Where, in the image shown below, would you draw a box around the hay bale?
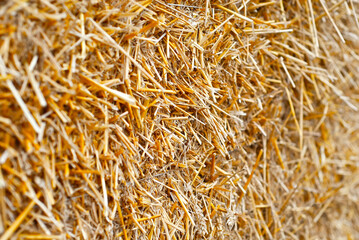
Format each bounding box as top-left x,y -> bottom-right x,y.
0,0 -> 358,239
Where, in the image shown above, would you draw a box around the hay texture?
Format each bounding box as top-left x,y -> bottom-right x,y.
1,0 -> 359,239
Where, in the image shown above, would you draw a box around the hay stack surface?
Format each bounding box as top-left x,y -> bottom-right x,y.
0,0 -> 359,239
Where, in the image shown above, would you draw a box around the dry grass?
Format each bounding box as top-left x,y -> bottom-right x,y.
0,0 -> 359,239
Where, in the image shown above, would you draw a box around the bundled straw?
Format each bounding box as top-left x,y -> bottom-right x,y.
0,0 -> 358,239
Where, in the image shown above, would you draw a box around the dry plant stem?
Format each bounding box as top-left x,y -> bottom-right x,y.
0,192 -> 42,240
238,149 -> 263,203
319,0 -> 346,43
0,0 -> 358,239
6,80 -> 41,133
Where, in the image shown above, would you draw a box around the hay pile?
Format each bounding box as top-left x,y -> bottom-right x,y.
1,0 -> 359,239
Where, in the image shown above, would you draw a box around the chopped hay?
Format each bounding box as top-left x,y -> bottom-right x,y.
0,0 -> 359,239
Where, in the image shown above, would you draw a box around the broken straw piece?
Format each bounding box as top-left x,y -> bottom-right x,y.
79,74 -> 137,105
7,80 -> 41,133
